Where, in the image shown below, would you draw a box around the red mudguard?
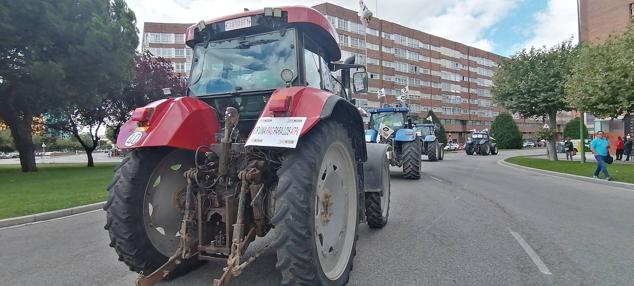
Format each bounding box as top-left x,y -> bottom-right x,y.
116,96 -> 220,150
259,86 -> 334,136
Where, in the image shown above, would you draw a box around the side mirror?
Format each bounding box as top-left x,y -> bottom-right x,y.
352,72 -> 368,94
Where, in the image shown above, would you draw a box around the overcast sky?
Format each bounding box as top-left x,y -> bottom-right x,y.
125,0 -> 578,56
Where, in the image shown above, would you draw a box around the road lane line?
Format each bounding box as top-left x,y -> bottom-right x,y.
509,230 -> 552,275
430,176 -> 443,182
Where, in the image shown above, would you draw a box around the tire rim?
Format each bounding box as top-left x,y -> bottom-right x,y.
314,142 -> 357,281
142,150 -> 192,257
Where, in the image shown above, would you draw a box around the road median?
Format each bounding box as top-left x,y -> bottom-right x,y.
501,156 -> 634,190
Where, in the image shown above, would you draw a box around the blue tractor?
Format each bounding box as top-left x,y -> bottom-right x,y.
415,123 -> 445,161
365,107 -> 422,179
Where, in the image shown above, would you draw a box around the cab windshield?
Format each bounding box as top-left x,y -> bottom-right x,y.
370,112 -> 405,131
472,133 -> 486,139
417,126 -> 433,136
188,29 -> 298,95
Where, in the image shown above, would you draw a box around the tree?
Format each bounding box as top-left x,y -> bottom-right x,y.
0,0 -> 138,170
491,112 -> 522,149
566,27 -> 634,117
563,117 -> 588,139
423,110 -> 447,143
107,51 -> 186,140
493,40 -> 578,160
45,0 -> 138,167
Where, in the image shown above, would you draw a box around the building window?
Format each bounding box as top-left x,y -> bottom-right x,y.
147,33 -> 161,43
630,3 -> 634,17
175,33 -> 185,44
174,48 -> 186,58
160,33 -> 174,43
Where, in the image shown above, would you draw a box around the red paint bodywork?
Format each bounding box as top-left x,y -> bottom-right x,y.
260,87 -> 333,136
185,6 -> 340,61
116,97 -> 220,150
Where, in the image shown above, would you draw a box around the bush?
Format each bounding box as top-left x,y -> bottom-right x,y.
563,117 -> 588,139
491,112 -> 523,149
423,110 -> 447,143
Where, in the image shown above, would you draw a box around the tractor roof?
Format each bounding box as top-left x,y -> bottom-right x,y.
367,107 -> 410,113
185,6 -> 341,61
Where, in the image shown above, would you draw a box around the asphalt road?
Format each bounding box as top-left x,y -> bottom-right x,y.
2,149 -> 634,286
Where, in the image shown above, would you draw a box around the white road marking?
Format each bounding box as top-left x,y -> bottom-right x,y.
0,209 -> 101,231
430,176 -> 443,182
509,229 -> 552,275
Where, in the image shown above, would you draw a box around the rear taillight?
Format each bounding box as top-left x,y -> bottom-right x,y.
131,107 -> 154,123
269,95 -> 291,112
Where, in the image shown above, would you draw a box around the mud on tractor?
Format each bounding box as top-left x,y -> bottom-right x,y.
465,130 -> 498,155
364,107 -> 422,179
105,7 -> 391,286
415,123 -> 444,161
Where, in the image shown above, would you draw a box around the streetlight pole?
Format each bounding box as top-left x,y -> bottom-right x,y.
576,0 -> 586,163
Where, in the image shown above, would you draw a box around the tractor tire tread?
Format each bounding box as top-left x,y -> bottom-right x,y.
401,141 -> 421,179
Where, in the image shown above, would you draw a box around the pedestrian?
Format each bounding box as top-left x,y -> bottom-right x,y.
616,136 -> 624,160
564,138 -> 575,160
625,135 -> 633,161
591,131 -> 612,181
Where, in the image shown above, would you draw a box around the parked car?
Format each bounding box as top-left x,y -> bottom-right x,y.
0,152 -> 9,159
523,141 -> 536,148
444,142 -> 459,151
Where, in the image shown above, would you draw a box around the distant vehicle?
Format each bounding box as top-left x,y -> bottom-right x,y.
444,142 -> 459,151
465,130 -> 498,155
7,152 -> 19,158
0,152 -> 8,159
415,123 -> 444,161
523,141 -> 536,148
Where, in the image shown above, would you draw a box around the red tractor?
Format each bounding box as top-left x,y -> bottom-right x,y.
105,6 -> 391,286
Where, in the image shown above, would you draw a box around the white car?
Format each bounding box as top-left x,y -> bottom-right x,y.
523,141 -> 536,148
444,143 -> 459,151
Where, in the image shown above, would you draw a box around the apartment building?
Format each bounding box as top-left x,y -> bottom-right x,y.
140,4 -> 548,142
142,22 -> 193,76
313,3 -> 544,142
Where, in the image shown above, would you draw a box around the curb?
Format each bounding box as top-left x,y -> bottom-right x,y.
0,201 -> 105,228
498,159 -> 634,190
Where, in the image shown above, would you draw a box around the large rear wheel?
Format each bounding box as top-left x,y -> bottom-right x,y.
427,140 -> 439,161
104,148 -> 199,275
273,120 -> 359,286
401,141 -> 421,179
365,152 -> 390,228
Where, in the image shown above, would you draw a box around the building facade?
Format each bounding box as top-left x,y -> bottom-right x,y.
579,0 -> 634,43
142,22 -> 194,77
140,4 -> 551,142
313,3 -> 544,142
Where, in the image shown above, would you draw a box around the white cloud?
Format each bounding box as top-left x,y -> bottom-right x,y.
520,0 -> 578,51
126,0 -> 519,52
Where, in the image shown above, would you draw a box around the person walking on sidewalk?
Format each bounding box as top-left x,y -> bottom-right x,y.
564,138 -> 575,160
616,136 -> 624,160
625,135 -> 633,161
591,131 -> 612,181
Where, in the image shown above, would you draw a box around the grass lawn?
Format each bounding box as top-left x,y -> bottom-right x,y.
0,163 -> 118,219
506,156 -> 634,184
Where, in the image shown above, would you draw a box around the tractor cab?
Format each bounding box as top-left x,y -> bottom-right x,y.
365,107 -> 413,143
185,7 -> 367,136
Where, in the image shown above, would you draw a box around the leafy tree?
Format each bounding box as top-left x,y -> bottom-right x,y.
423,110 -> 447,143
566,26 -> 634,117
491,112 -> 522,149
45,0 -> 138,167
493,40 -> 578,160
0,0 -> 138,170
563,117 -> 588,139
107,51 -> 186,140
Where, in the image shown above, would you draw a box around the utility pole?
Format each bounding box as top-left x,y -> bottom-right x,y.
577,0 -> 586,163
